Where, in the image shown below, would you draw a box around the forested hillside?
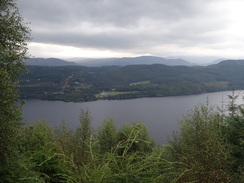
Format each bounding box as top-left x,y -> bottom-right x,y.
20,60 -> 244,102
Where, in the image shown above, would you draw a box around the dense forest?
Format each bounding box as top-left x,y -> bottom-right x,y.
20,59 -> 244,102
1,1 -> 243,182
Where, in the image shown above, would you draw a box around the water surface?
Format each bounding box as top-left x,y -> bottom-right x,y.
22,90 -> 244,144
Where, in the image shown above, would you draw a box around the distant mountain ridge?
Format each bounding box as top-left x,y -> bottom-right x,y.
24,56 -> 195,67
78,56 -> 194,66
24,58 -> 78,66
24,56 -> 244,67
217,59 -> 244,65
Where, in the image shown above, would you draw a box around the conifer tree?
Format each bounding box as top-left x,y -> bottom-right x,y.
98,119 -> 117,153
73,109 -> 93,165
168,105 -> 231,182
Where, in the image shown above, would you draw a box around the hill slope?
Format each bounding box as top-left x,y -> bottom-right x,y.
75,56 -> 194,66
19,60 -> 244,102
24,58 -> 78,66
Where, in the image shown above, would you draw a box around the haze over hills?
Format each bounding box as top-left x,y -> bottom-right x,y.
25,56 -> 195,67
217,59 -> 244,66
76,56 -> 195,66
24,58 -> 78,66
24,56 -> 244,67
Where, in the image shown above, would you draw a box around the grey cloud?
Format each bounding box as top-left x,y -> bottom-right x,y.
19,0 -> 204,26
33,31 -> 139,49
17,0 -> 239,57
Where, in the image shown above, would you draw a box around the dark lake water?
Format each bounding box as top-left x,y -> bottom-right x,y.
22,90 -> 244,144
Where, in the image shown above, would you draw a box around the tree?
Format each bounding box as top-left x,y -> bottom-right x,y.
222,93 -> 244,181
97,118 -> 117,154
72,109 -> 93,165
0,0 -> 30,159
168,105 -> 231,182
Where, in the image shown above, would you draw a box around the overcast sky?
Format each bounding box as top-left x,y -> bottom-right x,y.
17,0 -> 244,62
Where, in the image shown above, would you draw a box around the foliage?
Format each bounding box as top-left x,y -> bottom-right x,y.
76,120 -> 187,183
0,0 -> 30,182
221,92 -> 244,181
116,122 -> 154,156
168,105 -> 231,182
54,121 -> 74,158
73,109 -> 93,165
18,121 -> 75,183
97,118 -> 117,154
78,144 -> 187,183
55,109 -> 94,166
0,151 -> 41,183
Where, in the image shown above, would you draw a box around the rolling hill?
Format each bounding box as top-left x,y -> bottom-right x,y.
75,56 -> 194,66
19,59 -> 244,102
24,58 -> 78,66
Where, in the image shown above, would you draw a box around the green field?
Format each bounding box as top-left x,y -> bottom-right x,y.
95,91 -> 138,98
130,80 -> 150,86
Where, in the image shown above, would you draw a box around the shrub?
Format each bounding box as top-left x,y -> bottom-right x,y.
18,121 -> 75,183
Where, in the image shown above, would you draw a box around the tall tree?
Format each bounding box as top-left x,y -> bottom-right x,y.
0,0 -> 30,158
73,109 -> 93,165
223,93 -> 244,180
